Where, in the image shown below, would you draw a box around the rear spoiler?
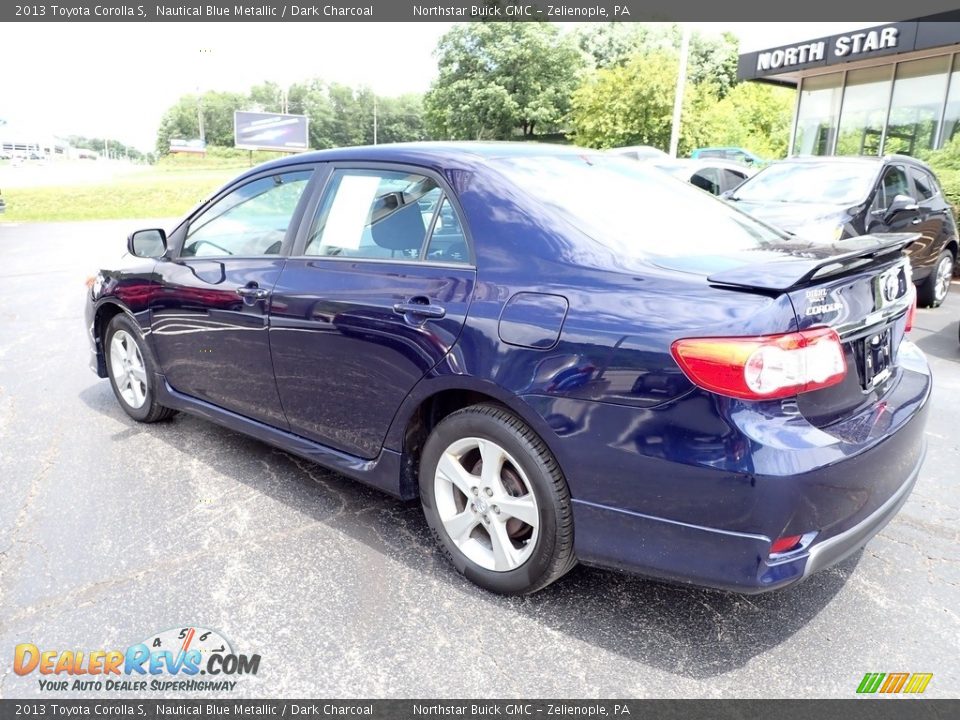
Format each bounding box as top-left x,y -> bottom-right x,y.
707,233 -> 920,292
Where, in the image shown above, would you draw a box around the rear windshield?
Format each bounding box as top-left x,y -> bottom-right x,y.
732,161 -> 879,205
490,154 -> 784,259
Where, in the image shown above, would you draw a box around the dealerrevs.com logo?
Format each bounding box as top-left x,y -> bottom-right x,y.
13,626 -> 260,692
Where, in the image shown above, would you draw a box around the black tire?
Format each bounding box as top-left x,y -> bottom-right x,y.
917,250 -> 955,308
419,403 -> 576,595
104,313 -> 175,423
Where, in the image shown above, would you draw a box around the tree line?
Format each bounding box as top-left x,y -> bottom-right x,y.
155,22 -> 793,158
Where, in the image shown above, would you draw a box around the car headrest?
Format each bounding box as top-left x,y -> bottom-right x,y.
370,201 -> 426,252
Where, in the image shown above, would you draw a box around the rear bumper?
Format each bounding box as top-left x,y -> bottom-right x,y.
802,448 -> 921,579
524,341 -> 932,593
569,436 -> 925,593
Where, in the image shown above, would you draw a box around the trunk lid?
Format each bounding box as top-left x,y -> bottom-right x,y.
658,234 -> 918,425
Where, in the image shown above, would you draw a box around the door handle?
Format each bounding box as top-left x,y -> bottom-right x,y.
911,217 -> 922,225
236,285 -> 271,300
393,297 -> 446,319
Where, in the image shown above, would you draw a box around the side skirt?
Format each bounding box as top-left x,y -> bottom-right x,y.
154,376 -> 406,499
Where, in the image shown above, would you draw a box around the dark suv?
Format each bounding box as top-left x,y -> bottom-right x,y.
726,155 -> 958,307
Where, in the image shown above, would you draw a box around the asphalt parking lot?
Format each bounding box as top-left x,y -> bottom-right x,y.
1,218 -> 958,699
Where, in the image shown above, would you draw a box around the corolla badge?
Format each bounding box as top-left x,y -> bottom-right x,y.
883,272 -> 901,302
804,288 -> 844,316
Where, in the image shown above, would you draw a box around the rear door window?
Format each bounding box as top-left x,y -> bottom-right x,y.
690,168 -> 722,195
909,168 -> 938,201
304,169 -> 468,263
305,169 -> 436,259
721,169 -> 749,193
425,197 -> 469,264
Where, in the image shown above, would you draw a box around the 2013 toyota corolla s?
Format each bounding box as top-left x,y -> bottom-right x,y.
84,143 -> 930,595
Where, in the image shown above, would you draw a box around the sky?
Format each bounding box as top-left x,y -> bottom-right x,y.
0,21 -> 876,152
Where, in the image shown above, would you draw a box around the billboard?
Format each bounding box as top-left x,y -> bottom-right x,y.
169,138 -> 206,154
234,111 -> 310,152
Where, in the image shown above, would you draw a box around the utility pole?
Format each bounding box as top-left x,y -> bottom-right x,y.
669,24 -> 691,158
197,94 -> 205,144
373,96 -> 378,145
104,136 -> 109,160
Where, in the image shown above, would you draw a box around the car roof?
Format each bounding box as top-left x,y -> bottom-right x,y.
243,141 -> 604,179
608,145 -> 668,154
780,154 -> 929,168
655,158 -> 754,173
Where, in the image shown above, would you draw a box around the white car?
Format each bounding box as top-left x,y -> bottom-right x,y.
651,158 -> 755,196
607,145 -> 669,161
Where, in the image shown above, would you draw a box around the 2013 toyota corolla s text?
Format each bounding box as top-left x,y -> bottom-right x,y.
84,143 -> 930,595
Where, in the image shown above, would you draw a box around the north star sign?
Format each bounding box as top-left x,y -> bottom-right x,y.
757,26 -> 900,72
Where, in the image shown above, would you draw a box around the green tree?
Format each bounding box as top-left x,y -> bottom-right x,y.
376,94 -> 428,144
568,51 -> 680,151
287,78 -> 336,149
574,23 -> 739,97
425,22 -> 586,140
328,83 -> 373,146
248,81 -> 284,112
155,90 -> 245,153
67,135 -> 145,162
698,82 -> 794,158
157,81 -> 427,154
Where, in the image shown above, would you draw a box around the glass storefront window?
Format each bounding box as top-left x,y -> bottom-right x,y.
941,55 -> 960,148
836,66 -> 894,156
883,56 -> 951,155
792,73 -> 843,156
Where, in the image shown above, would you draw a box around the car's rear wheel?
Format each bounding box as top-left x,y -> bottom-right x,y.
918,250 -> 955,308
105,314 -> 175,423
419,403 -> 575,595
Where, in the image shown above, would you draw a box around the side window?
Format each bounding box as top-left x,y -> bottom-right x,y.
305,169 -> 437,259
876,166 -> 911,210
721,169 -> 748,193
690,168 -> 721,195
425,198 -> 469,264
182,170 -> 311,258
909,168 -> 937,201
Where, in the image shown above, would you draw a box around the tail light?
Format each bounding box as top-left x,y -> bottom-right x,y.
671,327 -> 846,401
905,286 -> 917,332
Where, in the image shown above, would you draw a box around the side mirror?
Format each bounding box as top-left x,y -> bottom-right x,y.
884,194 -> 919,221
127,228 -> 166,258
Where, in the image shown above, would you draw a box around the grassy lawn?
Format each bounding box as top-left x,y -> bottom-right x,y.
0,167 -> 238,222
0,149 -> 290,222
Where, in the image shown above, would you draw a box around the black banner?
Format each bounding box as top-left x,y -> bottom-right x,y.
3,0 -> 960,23
0,700 -> 959,720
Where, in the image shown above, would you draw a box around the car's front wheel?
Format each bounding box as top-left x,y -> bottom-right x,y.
419,404 -> 576,595
918,250 -> 955,308
104,313 -> 175,423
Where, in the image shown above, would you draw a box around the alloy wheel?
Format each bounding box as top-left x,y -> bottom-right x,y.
935,255 -> 953,304
434,436 -> 540,572
109,329 -> 148,409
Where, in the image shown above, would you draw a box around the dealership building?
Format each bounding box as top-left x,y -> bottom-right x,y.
738,21 -> 960,157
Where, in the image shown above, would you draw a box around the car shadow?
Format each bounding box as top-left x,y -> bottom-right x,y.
912,319 -> 960,363
78,384 -> 855,680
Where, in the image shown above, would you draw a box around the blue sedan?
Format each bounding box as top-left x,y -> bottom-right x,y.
85,143 -> 930,595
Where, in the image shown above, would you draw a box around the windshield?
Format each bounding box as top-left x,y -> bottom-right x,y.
490,154 -> 785,260
732,162 -> 879,204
